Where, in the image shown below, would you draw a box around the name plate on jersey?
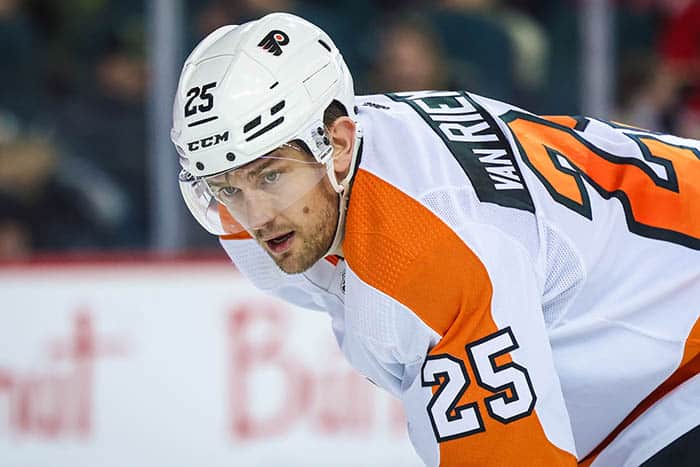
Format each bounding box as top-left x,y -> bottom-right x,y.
387,91 -> 535,213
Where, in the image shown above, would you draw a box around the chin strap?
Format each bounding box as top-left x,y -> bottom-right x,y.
323,122 -> 363,258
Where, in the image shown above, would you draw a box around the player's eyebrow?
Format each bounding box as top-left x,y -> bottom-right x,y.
207,158 -> 278,190
243,158 -> 277,180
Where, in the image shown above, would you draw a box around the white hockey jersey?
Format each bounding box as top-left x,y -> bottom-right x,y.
220,91 -> 700,466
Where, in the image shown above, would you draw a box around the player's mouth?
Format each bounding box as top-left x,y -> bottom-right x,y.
265,231 -> 296,254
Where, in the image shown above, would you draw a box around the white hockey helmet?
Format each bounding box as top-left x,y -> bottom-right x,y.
171,12 -> 358,235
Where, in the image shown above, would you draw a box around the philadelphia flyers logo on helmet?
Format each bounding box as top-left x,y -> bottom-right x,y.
258,30 -> 290,56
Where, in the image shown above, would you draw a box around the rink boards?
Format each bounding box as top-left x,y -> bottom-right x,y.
0,257 -> 422,467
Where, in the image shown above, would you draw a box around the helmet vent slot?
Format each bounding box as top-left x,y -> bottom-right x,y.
245,116 -> 284,142
269,81 -> 279,89
243,116 -> 261,133
271,100 -> 285,115
318,40 -> 331,52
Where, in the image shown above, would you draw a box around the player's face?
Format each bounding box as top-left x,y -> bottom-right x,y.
209,145 -> 339,274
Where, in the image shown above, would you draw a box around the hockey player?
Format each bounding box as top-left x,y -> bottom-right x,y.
171,13 -> 700,466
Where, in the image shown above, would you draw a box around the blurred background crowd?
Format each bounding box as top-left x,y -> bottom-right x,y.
1,0 -> 699,258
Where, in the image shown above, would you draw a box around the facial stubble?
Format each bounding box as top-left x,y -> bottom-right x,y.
270,182 -> 339,274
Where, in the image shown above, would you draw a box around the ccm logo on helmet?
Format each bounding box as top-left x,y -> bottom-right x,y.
187,131 -> 229,152
258,30 -> 289,56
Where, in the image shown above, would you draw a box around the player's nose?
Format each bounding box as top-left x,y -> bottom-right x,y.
244,196 -> 278,230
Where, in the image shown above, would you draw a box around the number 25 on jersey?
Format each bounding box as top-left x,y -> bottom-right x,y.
421,327 -> 536,441
504,112 -> 700,250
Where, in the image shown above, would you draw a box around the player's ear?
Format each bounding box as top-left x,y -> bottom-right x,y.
327,116 -> 356,180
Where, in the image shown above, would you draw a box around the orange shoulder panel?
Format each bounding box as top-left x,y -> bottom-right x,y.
344,169 -> 575,466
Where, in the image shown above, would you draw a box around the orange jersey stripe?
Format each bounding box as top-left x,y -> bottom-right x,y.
580,317 -> 700,466
543,116 -> 580,129
218,203 -> 252,239
344,169 -> 575,466
219,231 -> 253,240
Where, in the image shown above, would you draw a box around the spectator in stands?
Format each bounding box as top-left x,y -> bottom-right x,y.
51,18 -> 148,248
658,0 -> 700,138
427,0 -> 518,101
439,0 -> 548,105
189,0 -> 295,40
0,113 -> 129,254
614,0 -> 700,138
368,16 -> 449,92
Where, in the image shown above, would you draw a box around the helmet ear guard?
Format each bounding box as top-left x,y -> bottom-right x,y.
322,118 -> 362,257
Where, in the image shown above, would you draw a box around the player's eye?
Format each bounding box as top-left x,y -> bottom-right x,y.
261,170 -> 282,185
216,186 -> 241,201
